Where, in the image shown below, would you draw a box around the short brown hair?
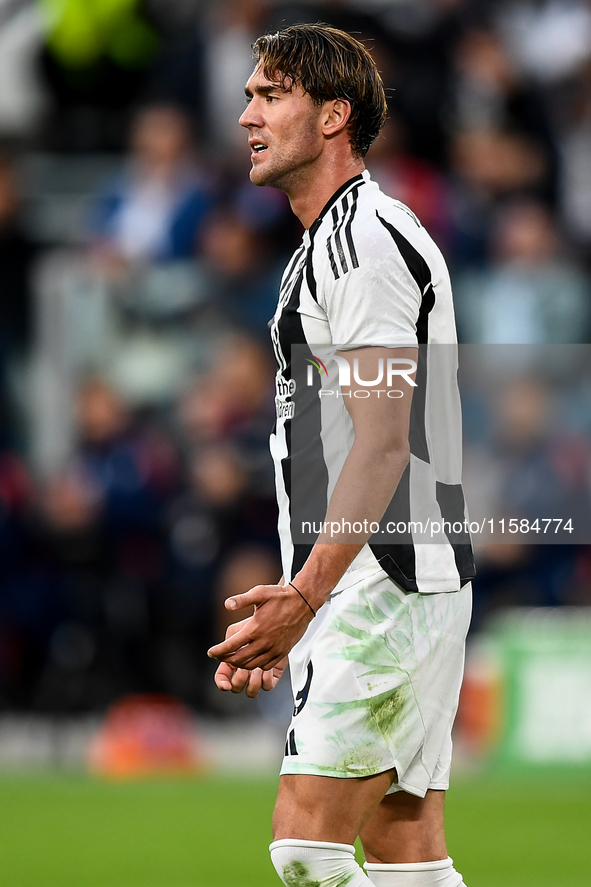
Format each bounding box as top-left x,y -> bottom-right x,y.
252,23 -> 387,157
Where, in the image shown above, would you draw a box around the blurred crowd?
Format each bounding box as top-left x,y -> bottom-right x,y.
1,0 -> 591,713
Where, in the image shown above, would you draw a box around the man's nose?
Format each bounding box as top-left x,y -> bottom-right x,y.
239,104 -> 262,129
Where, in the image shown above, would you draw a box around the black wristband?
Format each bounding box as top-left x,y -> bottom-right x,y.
288,581 -> 317,617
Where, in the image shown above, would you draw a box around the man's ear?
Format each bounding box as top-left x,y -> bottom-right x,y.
321,98 -> 352,137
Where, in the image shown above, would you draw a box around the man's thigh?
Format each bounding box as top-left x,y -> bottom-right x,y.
272,774 -> 448,864
272,771 -> 396,845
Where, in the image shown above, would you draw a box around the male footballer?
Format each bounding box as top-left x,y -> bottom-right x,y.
209,23 -> 474,887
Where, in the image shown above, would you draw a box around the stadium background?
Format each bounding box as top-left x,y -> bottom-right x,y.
0,1 -> 590,885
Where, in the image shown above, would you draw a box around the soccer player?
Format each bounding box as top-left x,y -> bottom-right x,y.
208,23 -> 474,887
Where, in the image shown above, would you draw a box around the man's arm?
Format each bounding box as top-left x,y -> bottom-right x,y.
294,345 -> 415,597
207,346 -> 415,673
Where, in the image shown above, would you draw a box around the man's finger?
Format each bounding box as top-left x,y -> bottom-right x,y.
218,638 -> 272,669
229,667 -> 252,694
214,662 -> 235,691
224,617 -> 251,638
224,585 -> 271,613
261,668 -> 279,691
207,625 -> 253,660
245,668 -> 264,698
232,648 -> 287,672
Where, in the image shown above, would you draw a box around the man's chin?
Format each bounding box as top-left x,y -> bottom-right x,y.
249,166 -> 264,186
249,161 -> 285,190
249,164 -> 271,187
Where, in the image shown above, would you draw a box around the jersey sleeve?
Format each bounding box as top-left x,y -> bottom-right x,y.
320,234 -> 421,350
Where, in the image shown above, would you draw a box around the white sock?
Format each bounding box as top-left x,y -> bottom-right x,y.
365,857 -> 465,886
270,838 -> 373,887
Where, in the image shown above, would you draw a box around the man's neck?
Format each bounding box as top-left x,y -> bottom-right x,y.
287,155 -> 365,229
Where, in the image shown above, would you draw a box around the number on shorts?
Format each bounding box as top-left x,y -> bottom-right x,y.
293,660 -> 313,716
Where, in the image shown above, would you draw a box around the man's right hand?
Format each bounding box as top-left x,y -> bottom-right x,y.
213,618 -> 288,697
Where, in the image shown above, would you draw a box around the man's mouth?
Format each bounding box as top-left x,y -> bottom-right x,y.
252,143 -> 268,154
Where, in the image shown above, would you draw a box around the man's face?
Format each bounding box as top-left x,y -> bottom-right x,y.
239,65 -> 325,190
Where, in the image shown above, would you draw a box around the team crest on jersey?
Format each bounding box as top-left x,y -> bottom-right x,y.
275,374 -> 296,419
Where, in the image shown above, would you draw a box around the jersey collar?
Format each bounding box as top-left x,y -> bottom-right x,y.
307,170 -> 369,241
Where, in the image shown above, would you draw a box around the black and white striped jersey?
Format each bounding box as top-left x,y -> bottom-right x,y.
269,170 -> 475,595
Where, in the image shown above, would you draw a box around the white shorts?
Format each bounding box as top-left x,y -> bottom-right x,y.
280,570 -> 472,798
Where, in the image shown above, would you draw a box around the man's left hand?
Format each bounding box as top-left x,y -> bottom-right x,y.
207,583 -> 314,670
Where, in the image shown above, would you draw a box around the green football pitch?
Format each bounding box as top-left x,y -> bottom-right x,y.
0,770 -> 589,887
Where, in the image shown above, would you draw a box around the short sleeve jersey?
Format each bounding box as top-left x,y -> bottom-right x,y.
269,171 -> 475,594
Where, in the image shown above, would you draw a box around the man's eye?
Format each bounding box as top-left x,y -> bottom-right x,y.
266,95 -> 278,103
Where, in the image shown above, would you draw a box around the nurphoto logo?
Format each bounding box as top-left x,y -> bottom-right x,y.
276,350 -> 419,420
306,353 -> 417,399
